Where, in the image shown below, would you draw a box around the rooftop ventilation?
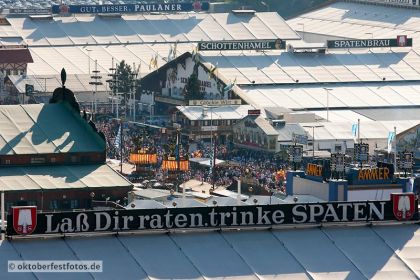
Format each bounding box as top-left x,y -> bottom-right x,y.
232,10 -> 256,15
98,14 -> 122,19
29,15 -> 53,20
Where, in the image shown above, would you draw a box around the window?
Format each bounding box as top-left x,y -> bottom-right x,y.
49,200 -> 59,210
6,202 -> 14,211
70,199 -> 79,209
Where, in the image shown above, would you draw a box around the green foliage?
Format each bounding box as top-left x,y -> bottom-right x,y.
116,60 -> 134,94
184,63 -> 204,101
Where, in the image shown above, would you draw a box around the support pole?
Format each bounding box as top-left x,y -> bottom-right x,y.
182,180 -> 185,208
120,120 -> 123,174
394,126 -> 397,174
1,191 -> 5,240
237,179 -> 241,205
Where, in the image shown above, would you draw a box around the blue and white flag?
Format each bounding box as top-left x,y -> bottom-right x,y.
387,131 -> 396,153
175,133 -> 180,161
114,125 -> 121,149
223,78 -> 236,93
167,44 -> 173,62
351,123 -> 358,139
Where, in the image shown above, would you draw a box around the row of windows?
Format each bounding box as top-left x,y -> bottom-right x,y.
3,199 -> 84,212
182,119 -> 238,127
49,199 -> 80,210
0,69 -> 26,76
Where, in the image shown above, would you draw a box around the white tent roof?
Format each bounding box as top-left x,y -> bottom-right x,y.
238,82 -> 420,110
5,12 -> 299,47
200,49 -> 420,85
177,105 -> 255,121
301,120 -> 420,141
288,1 -> 420,44
1,224 -> 418,279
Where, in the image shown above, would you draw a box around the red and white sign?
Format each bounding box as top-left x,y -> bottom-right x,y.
12,206 -> 37,235
391,193 -> 416,221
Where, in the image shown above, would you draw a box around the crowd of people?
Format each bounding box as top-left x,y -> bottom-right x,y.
95,118 -> 288,194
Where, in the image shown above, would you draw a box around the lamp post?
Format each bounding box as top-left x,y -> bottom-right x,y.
203,105 -> 219,190
303,125 -> 325,158
1,188 -> 4,240
86,49 -> 92,75
323,87 -> 333,122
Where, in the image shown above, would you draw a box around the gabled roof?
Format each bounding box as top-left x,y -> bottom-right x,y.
0,48 -> 33,63
287,1 -> 420,45
6,12 -> 300,46
177,105 -> 255,121
0,103 -> 105,155
0,163 -> 132,192
254,116 -> 278,136
1,224 -> 419,279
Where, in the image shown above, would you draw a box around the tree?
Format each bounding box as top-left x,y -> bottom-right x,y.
109,60 -> 136,117
115,60 -> 134,95
185,73 -> 203,101
184,63 -> 204,101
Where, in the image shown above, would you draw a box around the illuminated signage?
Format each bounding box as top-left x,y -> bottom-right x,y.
357,167 -> 390,181
52,2 -> 210,14
327,37 -> 412,49
198,39 -> 286,51
306,163 -> 323,177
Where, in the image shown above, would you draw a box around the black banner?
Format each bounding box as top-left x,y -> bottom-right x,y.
198,39 -> 286,51
327,37 -> 413,49
7,198 -> 418,236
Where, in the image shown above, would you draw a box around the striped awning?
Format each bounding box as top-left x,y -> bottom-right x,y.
162,160 -> 189,171
129,153 -> 158,165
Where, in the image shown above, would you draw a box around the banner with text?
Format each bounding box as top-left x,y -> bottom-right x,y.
198,39 -> 286,51
52,2 -> 210,14
7,196 -> 418,236
328,37 -> 413,49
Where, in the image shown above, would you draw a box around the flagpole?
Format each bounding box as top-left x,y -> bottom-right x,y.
1,190 -> 4,240
357,118 -> 360,144
176,128 -> 180,193
120,120 -> 123,174
394,126 -> 397,174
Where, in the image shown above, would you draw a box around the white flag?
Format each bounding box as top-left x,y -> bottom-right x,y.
387,131 -> 395,153
351,123 -> 358,139
114,125 -> 121,149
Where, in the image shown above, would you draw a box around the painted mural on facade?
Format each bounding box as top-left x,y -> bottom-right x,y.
397,125 -> 420,158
